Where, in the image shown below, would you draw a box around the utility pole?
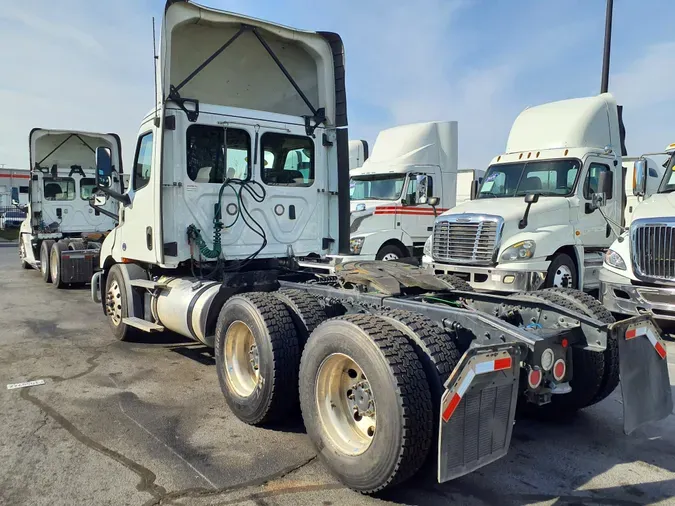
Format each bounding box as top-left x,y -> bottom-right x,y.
601,0 -> 613,93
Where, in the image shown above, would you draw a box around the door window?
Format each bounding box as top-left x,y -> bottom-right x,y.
80,178 -> 96,200
133,132 -> 154,191
261,133 -> 314,187
43,177 -> 75,201
584,163 -> 612,200
186,125 -> 251,183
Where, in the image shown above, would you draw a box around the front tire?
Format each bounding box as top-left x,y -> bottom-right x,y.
40,240 -> 54,282
50,242 -> 67,288
105,265 -> 138,341
215,292 -> 300,426
544,253 -> 577,289
376,244 -> 407,262
300,314 -> 433,493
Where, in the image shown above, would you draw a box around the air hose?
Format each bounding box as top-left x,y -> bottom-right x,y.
187,221 -> 222,259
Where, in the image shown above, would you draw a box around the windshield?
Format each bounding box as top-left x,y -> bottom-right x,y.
350,174 -> 406,200
478,159 -> 580,199
658,154 -> 675,193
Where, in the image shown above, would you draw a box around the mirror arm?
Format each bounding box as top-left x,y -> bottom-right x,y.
88,200 -> 119,220
97,186 -> 130,206
518,203 -> 534,229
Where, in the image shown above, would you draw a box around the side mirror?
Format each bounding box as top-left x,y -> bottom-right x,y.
96,146 -> 113,188
427,196 -> 440,207
11,199 -> 20,207
470,179 -> 480,200
524,193 -> 540,204
633,159 -> 647,197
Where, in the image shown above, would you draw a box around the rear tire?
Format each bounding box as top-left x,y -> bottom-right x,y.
40,240 -> 54,282
50,241 -> 67,288
215,292 -> 300,426
437,274 -> 474,292
540,287 -> 618,405
376,244 -> 407,262
273,289 -> 327,348
300,314 -> 433,493
511,290 -> 605,416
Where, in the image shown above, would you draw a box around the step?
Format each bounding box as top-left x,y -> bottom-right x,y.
122,317 -> 164,333
129,279 -> 167,290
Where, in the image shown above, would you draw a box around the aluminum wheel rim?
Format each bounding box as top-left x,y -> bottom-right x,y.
553,264 -> 574,288
106,280 -> 123,326
381,252 -> 399,261
50,249 -> 59,283
224,321 -> 260,398
315,353 -> 376,456
40,248 -> 48,275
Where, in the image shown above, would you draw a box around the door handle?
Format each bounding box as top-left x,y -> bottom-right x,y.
146,227 -> 153,251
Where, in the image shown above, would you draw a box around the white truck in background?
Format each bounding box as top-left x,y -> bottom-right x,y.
622,156 -> 664,226
349,139 -> 368,169
345,121 -> 483,261
18,129 -> 123,287
601,143 -> 675,328
423,93 -> 640,292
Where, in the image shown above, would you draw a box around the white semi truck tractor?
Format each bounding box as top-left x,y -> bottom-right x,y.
423,93 -> 642,293
600,143 -> 675,329
18,129 -> 123,287
346,121 -> 483,262
90,1 -> 671,493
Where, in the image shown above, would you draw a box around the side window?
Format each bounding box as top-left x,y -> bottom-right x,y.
43,177 -> 75,201
261,133 -> 314,187
133,132 -> 153,191
406,175 -> 433,205
584,163 -> 612,200
80,178 -> 96,200
186,125 -> 251,183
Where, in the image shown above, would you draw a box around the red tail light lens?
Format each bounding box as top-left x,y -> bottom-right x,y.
553,359 -> 566,381
527,368 -> 542,389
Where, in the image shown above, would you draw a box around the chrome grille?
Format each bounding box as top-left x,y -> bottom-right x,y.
631,219 -> 675,283
432,214 -> 503,265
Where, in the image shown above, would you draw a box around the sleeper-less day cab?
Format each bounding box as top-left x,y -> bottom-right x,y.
89,1 -> 671,493
424,93 -> 643,293
19,129 -> 123,287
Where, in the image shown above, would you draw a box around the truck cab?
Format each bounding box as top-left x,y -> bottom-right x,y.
345,121 -> 481,261
423,93 -> 627,292
19,129 -> 122,285
600,144 -> 675,328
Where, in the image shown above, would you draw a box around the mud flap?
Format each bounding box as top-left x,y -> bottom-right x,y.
614,315 -> 672,434
437,345 -> 522,483
60,249 -> 98,283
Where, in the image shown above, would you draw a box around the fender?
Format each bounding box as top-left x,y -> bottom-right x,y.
108,263 -> 147,319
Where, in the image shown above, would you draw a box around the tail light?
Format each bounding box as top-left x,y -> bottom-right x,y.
553,359 -> 566,381
527,368 -> 542,389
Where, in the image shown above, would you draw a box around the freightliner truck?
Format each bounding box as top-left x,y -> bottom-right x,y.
89,0 -> 672,493
18,129 -> 123,287
423,94 -> 657,293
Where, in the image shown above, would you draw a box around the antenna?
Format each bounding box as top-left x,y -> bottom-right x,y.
152,17 -> 160,127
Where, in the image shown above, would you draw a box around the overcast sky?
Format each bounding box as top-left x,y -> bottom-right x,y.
1,0 -> 673,171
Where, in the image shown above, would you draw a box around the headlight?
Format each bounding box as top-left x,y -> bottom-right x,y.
350,237 -> 365,255
604,249 -> 626,270
423,236 -> 433,257
500,240 -> 536,262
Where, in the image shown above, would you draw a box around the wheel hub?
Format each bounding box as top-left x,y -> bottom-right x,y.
316,354 -> 377,456
553,265 -> 573,288
106,280 -> 123,326
223,321 -> 260,398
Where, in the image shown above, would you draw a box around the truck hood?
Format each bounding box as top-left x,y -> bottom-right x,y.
349,199 -> 397,234
631,193 -> 675,220
440,197 -> 572,232
29,129 -> 122,173
162,1 -> 343,126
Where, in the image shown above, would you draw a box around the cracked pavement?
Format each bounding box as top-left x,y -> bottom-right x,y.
1,243 -> 675,506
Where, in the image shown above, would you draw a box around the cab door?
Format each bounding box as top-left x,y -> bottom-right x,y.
576,157 -> 617,248
398,172 -> 437,252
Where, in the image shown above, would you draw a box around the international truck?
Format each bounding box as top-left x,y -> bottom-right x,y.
423,93 -> 650,293
89,0 -> 671,494
600,143 -> 675,329
346,121 -> 484,262
18,128 -> 123,287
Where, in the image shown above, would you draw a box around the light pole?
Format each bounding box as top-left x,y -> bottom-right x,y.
601,0 -> 613,93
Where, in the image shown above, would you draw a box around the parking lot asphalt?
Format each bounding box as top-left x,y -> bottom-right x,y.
1,242 -> 674,506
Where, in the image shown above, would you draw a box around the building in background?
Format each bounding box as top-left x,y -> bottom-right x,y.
0,168 -> 30,207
